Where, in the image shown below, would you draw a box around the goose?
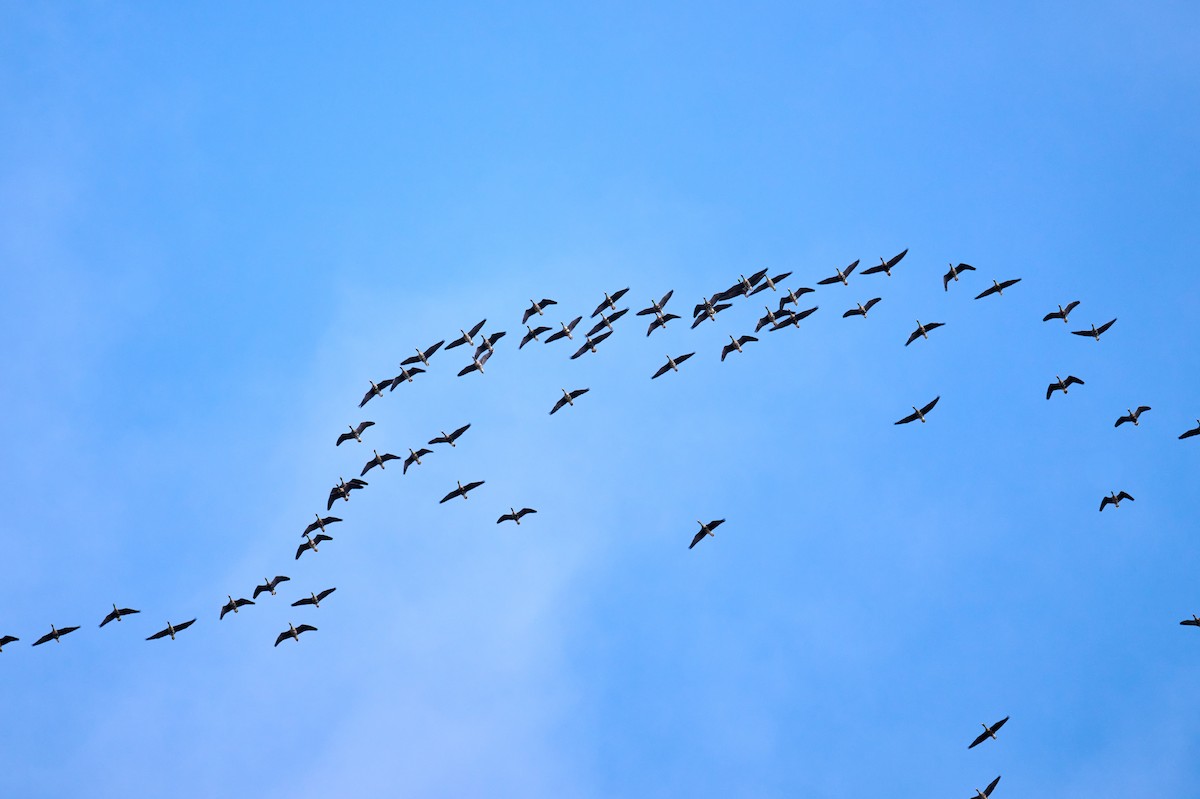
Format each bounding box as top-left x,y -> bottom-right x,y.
777,286 -> 814,309
327,477 -> 368,509
714,269 -> 768,301
1071,318 -> 1116,341
1046,375 -> 1084,400
817,259 -> 859,286
861,248 -> 908,277
646,313 -> 681,336
895,396 -> 940,425
336,421 -> 375,446
591,288 -> 629,317
401,340 -> 446,367
586,308 -> 628,338
720,335 -> 757,361
570,331 -> 612,360
303,515 -> 341,537
550,387 -> 589,415
974,278 -> 1021,300
545,316 -> 582,343
440,480 -> 485,503
359,378 -> 394,408
748,271 -> 793,296
968,716 -> 1009,749
220,595 -> 255,620
474,331 -> 506,358
770,305 -> 818,331
689,519 -> 725,549
497,507 -> 537,525
446,319 -> 487,350
942,262 -> 976,290
1042,300 -> 1080,323
296,533 -> 332,559
636,289 -> 675,318
1180,615 -> 1200,628
429,423 -> 471,448
456,348 -> 492,377
905,320 -> 945,345
842,297 -> 882,318
388,365 -> 425,390
253,576 -> 290,599
1115,406 -> 1151,427
1180,420 -> 1200,440
275,622 -> 317,647
32,624 -> 80,646
146,619 -> 196,641
361,449 -> 401,476
1099,491 -> 1134,511
99,604 -> 141,628
292,588 -> 337,608
652,352 -> 695,379
971,776 -> 1001,799
522,298 -> 558,324
404,448 -> 433,474
520,324 -> 552,349
0,635 -> 17,652
690,297 -> 732,328
756,306 -> 787,332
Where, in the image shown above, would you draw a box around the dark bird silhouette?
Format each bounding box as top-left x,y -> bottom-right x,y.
303,515 -> 341,537
0,635 -> 17,652
689,519 -> 725,549
388,365 -> 425,391
720,335 -> 757,361
497,507 -> 537,525
327,477 -> 368,510
475,331 -> 506,358
446,319 -> 487,351
1180,615 -> 1200,628
336,421 -> 375,446
296,533 -> 332,559
550,388 -> 589,415
861,248 -> 908,277
770,306 -> 818,331
714,270 -> 768,301
292,588 -> 337,608
970,776 -> 1001,799
817,259 -> 859,286
545,316 -> 582,344
361,449 -> 401,476
146,619 -> 195,641
440,480 -> 485,503
749,271 -> 793,296
359,379 -> 394,408
843,297 -> 882,318
1115,406 -> 1151,427
1099,491 -> 1134,511
401,340 -> 445,367
99,604 -> 140,628
1071,318 -> 1117,341
586,308 -> 628,338
456,348 -> 492,377
968,716 -> 1009,749
522,299 -> 557,324
429,424 -> 470,447
636,290 -> 674,318
942,262 -> 976,290
220,595 -> 254,620
520,324 -> 552,348
32,625 -> 79,646
275,622 -> 317,647
756,306 -> 788,332
1180,420 -> 1200,440
1046,375 -> 1084,400
570,331 -> 612,360
652,352 -> 695,379
403,447 -> 433,474
777,286 -> 814,309
895,396 -> 940,425
1042,300 -> 1080,323
592,288 -> 629,318
253,575 -> 290,599
691,298 -> 732,328
905,320 -> 945,345
974,278 -> 1021,300
646,312 -> 681,336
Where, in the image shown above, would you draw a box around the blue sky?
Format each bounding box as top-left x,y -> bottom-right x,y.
2,2 -> 1198,796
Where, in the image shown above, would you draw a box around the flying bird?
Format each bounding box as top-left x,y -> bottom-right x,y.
942,262 -> 976,290
336,421 -> 375,446
689,519 -> 725,549
253,575 -> 290,599
388,365 -> 425,390
550,387 -> 589,415
520,324 -> 552,348
327,477 -> 367,510
296,533 -> 332,559
895,396 -> 940,425
970,776 -> 1001,799
591,288 -> 629,317
1071,318 -> 1117,341
446,319 -> 487,350
440,480 -> 485,503
146,619 -> 196,641
652,352 -> 695,379
861,248 -> 908,276
220,596 -> 254,620
817,259 -> 859,286
756,306 -> 788,332
646,313 -> 681,336
1099,491 -> 1134,511
570,331 -> 612,360
691,297 -> 732,328
429,424 -> 471,447
777,286 -> 814,309
843,297 -> 882,318
1042,300 -> 1080,323
545,316 -> 583,344
474,331 -> 506,358
1114,406 -> 1151,427
0,635 -> 18,652
770,306 -> 818,331
1046,375 -> 1084,400
720,335 -> 758,361
497,507 -> 538,525
636,289 -> 674,318
303,515 -> 341,537
292,588 -> 337,608
456,348 -> 492,377
361,449 -> 401,476
905,320 -> 945,345
1180,420 -> 1200,440
522,299 -> 558,324
99,604 -> 140,628
403,447 -> 433,474
359,378 -> 394,408
32,624 -> 79,646
714,270 -> 768,301
968,716 -> 1009,749
275,622 -> 317,647
748,271 -> 793,296
974,278 -> 1021,300
586,308 -> 628,337
400,340 -> 446,367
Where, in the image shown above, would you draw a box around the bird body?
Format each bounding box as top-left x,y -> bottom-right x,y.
336,421 -> 375,446
972,776 -> 1001,799
520,324 -> 551,348
303,515 -> 341,537
99,604 -> 140,627
895,396 -> 940,425
689,519 -> 725,549
749,271 -> 792,296
778,286 -> 814,309
756,306 -> 785,331
690,298 -> 732,328
457,348 -> 492,376
646,313 -> 680,336
1099,491 -> 1134,511
586,308 -> 628,337
296,533 -> 332,559
327,477 -> 368,510
1115,406 -> 1151,427
388,366 -> 425,390
652,352 -> 695,379
636,290 -> 674,318
550,387 -> 589,415
497,507 -> 537,525
1046,375 -> 1084,400
146,618 -> 196,641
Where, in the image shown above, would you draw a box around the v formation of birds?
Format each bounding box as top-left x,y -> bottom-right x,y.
9,252 -> 1198,795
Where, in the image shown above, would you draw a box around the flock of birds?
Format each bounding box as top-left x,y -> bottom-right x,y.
9,250 -> 1198,796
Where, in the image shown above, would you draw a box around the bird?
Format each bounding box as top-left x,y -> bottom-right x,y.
861,248 -> 908,277
843,297 -> 882,318
756,306 -> 788,332
361,449 -> 401,476
446,319 -> 487,350
817,259 -> 859,286
520,324 -> 552,348
720,335 -> 758,361
770,306 -> 818,331
942,262 -> 976,290
146,619 -> 196,641
714,270 -> 768,301
570,331 -> 612,360
974,278 -> 1021,300
401,340 -> 446,367
303,515 -> 341,537
296,533 -> 332,559
99,604 -> 140,628
968,716 -> 1009,749
636,290 -> 674,318
388,365 -> 425,390
336,421 -> 375,446
1071,318 -> 1117,341
474,331 -> 506,358
905,320 -> 945,345
253,575 -> 290,599
522,299 -> 558,324
1179,615 -> 1200,628
646,313 -> 681,336
749,271 -> 793,296
1114,406 -> 1151,427
777,286 -> 814,309
403,447 -> 433,474
895,396 -> 940,425
652,352 -> 695,379
292,588 -> 337,608
545,316 -> 583,344
586,308 -> 628,338
429,424 -> 471,448
970,776 -> 1001,799
497,507 -> 537,525
1180,420 -> 1200,440
327,477 -> 368,510
1046,375 -> 1084,400
591,288 -> 629,318
440,480 -> 485,503
456,348 -> 492,376
275,622 -> 317,647
220,596 -> 254,620
1099,491 -> 1134,511
32,624 -> 80,646
550,388 -> 589,415
691,297 -> 732,328
689,519 -> 725,549
1042,300 -> 1080,323
0,635 -> 18,652
359,378 -> 394,408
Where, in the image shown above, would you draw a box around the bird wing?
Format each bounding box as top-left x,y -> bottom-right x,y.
842,308 -> 862,318
445,335 -> 467,350
756,314 -> 771,332
1181,619 -> 1200,627
32,632 -> 56,646
1097,318 -> 1116,335
274,631 -> 289,647
887,248 -> 908,268
905,329 -> 920,346
570,342 -> 589,360
146,628 -> 170,641
314,534 -> 333,544
400,353 -> 421,365
864,297 -> 881,311
220,602 -> 233,620
975,285 -> 998,299
381,453 -> 400,463
999,278 -> 1021,290
358,389 -> 376,408
921,396 -> 941,415
708,519 -> 726,530
1046,383 -> 1057,400
675,352 -> 695,365
690,314 -> 706,329
468,318 -> 487,337
652,363 -> 671,379
860,263 -> 886,275
991,716 -> 1009,733
983,776 -> 1000,796
926,322 -> 945,332
316,588 -> 337,601
585,320 -> 607,338
236,599 -> 254,608
713,303 -> 732,314
100,610 -> 118,627
659,289 -> 674,307
689,530 -> 706,549
519,330 -> 536,347
295,542 -> 310,559
968,731 -> 989,749
360,460 -> 377,476
545,328 -> 567,343
608,308 -> 628,324
570,388 -> 590,400
1099,496 -> 1113,511
957,263 -> 975,272
0,635 -> 17,646
440,487 -> 462,503
794,306 -> 818,321
1117,491 -> 1134,502
296,625 -> 317,634
463,481 -> 485,493
1065,376 -> 1084,387
274,576 -> 290,587
592,330 -> 612,346
844,260 -> 859,276
1181,426 -> 1200,440
944,271 -> 953,292
497,513 -> 515,523
1136,406 -> 1151,414
692,301 -> 706,318
1064,300 -> 1079,314
738,335 -> 758,346
720,343 -> 734,361
348,478 -> 368,488
457,362 -> 479,377
335,432 -> 353,446
253,585 -> 268,599
1114,415 -> 1130,427
1042,310 -> 1061,322
564,316 -> 581,333
550,397 -> 568,415
424,340 -> 445,358
517,508 -> 537,518
292,597 -> 314,607
770,313 -> 796,331
59,626 -> 79,636
1070,330 -> 1092,337
895,410 -> 920,425
175,619 -> 196,633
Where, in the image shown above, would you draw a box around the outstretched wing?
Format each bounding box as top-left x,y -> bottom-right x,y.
863,297 -> 881,312
652,362 -> 671,379
920,396 -> 941,415
1096,318 -> 1116,335
497,513 -> 515,524
720,343 -> 735,362
1180,426 -> 1200,440
550,396 -> 568,415
570,388 -> 590,400
274,631 -> 289,647
317,588 -> 337,601
1116,491 -> 1134,503
295,542 -> 310,559
886,248 -> 908,268
335,431 -> 353,446
146,628 -> 170,641
842,307 -> 862,318
674,352 -> 695,366
689,530 -> 706,549
895,410 -> 920,425
296,624 -> 318,634
1099,496 -> 1114,512
983,775 -> 1000,797
424,340 -> 445,359
1065,376 -> 1084,387
100,609 -> 118,628
291,597 -> 314,607
440,487 -> 462,503
975,285 -> 998,300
